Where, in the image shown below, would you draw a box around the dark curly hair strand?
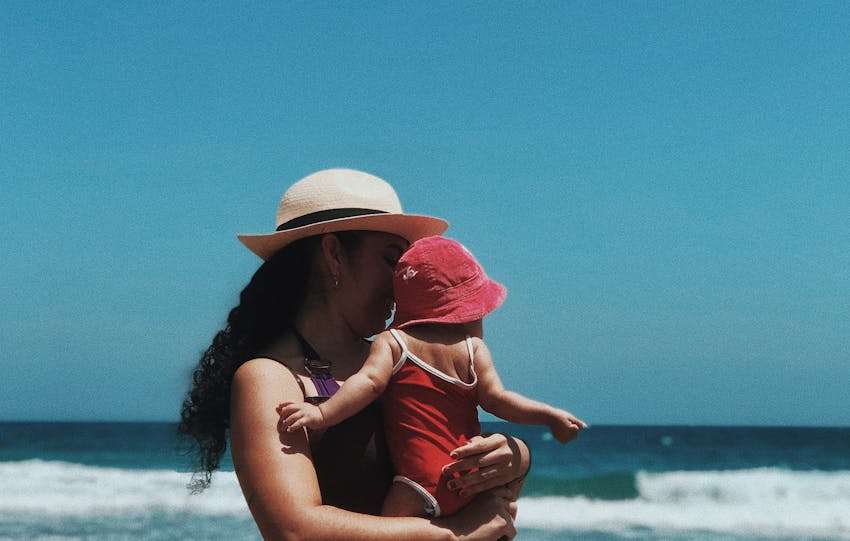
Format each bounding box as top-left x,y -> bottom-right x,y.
178,232 -> 361,492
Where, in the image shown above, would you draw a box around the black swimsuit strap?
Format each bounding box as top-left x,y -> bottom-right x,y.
291,328 -> 340,398
278,362 -> 327,405
281,364 -> 308,398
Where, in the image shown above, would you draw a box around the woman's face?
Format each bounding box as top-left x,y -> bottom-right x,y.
339,232 -> 408,337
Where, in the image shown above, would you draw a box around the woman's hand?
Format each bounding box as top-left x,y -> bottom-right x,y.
436,486 -> 517,541
441,434 -> 529,499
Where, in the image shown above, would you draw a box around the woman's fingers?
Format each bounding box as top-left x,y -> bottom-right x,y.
454,468 -> 513,497
500,505 -> 517,540
443,453 -> 513,493
450,433 -> 507,459
442,457 -> 479,476
493,494 -> 518,540
450,490 -> 516,541
444,436 -> 512,476
480,490 -> 516,539
442,447 -> 510,477
442,433 -> 527,498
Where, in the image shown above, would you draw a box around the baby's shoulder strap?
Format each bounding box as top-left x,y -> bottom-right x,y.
464,336 -> 475,364
388,329 -> 411,373
465,336 -> 478,383
388,328 -> 409,353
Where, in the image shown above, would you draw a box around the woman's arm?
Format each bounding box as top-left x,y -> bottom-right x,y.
230,358 -> 514,541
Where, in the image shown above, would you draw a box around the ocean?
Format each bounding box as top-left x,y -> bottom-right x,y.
0,422 -> 848,540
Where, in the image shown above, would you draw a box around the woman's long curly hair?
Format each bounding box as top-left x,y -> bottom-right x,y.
179,232 -> 361,492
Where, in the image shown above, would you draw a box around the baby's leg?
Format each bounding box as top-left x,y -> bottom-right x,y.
381,480 -> 434,517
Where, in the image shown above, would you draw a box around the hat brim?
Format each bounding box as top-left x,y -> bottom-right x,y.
394,279 -> 507,329
238,213 -> 449,260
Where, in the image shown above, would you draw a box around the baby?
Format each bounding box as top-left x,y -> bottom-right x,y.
279,235 -> 586,517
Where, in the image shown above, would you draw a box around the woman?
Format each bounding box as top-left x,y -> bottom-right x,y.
180,169 -> 530,540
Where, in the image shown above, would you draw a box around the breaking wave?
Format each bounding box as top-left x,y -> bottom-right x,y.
3,461 -> 850,538
518,468 -> 850,538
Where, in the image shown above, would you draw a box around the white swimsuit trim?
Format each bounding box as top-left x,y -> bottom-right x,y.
393,475 -> 442,517
387,328 -> 477,387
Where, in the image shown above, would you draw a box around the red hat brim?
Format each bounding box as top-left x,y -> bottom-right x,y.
393,277 -> 507,329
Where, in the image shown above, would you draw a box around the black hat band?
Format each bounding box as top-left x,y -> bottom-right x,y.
276,208 -> 389,231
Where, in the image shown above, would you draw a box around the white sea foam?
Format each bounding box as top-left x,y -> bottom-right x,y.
3,461 -> 850,538
517,468 -> 850,539
0,460 -> 248,517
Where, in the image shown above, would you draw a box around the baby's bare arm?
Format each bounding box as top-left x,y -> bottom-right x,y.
317,332 -> 395,426
474,340 -> 586,436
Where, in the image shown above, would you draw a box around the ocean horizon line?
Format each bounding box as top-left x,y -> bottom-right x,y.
2,420 -> 848,429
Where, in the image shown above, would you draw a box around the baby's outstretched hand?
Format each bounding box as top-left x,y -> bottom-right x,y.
277,401 -> 326,432
549,409 -> 587,443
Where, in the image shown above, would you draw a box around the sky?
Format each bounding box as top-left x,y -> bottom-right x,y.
2,2 -> 848,425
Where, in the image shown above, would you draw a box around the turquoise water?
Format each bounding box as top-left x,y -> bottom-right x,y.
1,422 -> 848,540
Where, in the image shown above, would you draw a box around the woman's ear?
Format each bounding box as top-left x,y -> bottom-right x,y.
320,234 -> 344,287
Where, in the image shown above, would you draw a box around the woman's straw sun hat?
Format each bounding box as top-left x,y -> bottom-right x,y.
238,169 -> 449,260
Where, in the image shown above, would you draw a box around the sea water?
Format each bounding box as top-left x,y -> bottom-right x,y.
1,422 -> 848,540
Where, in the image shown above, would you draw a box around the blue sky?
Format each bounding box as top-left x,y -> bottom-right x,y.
2,2 -> 848,425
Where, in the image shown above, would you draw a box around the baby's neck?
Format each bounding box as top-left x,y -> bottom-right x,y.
396,324 -> 478,385
401,323 -> 471,343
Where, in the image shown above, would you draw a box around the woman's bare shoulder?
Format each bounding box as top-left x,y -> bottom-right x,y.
229,358 -> 321,539
235,357 -> 295,379
232,358 -> 305,416
230,358 -> 311,479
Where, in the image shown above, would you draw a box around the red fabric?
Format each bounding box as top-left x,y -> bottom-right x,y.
393,236 -> 506,329
381,357 -> 481,516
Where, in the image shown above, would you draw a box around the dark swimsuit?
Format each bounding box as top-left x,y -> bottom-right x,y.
274,333 -> 393,515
